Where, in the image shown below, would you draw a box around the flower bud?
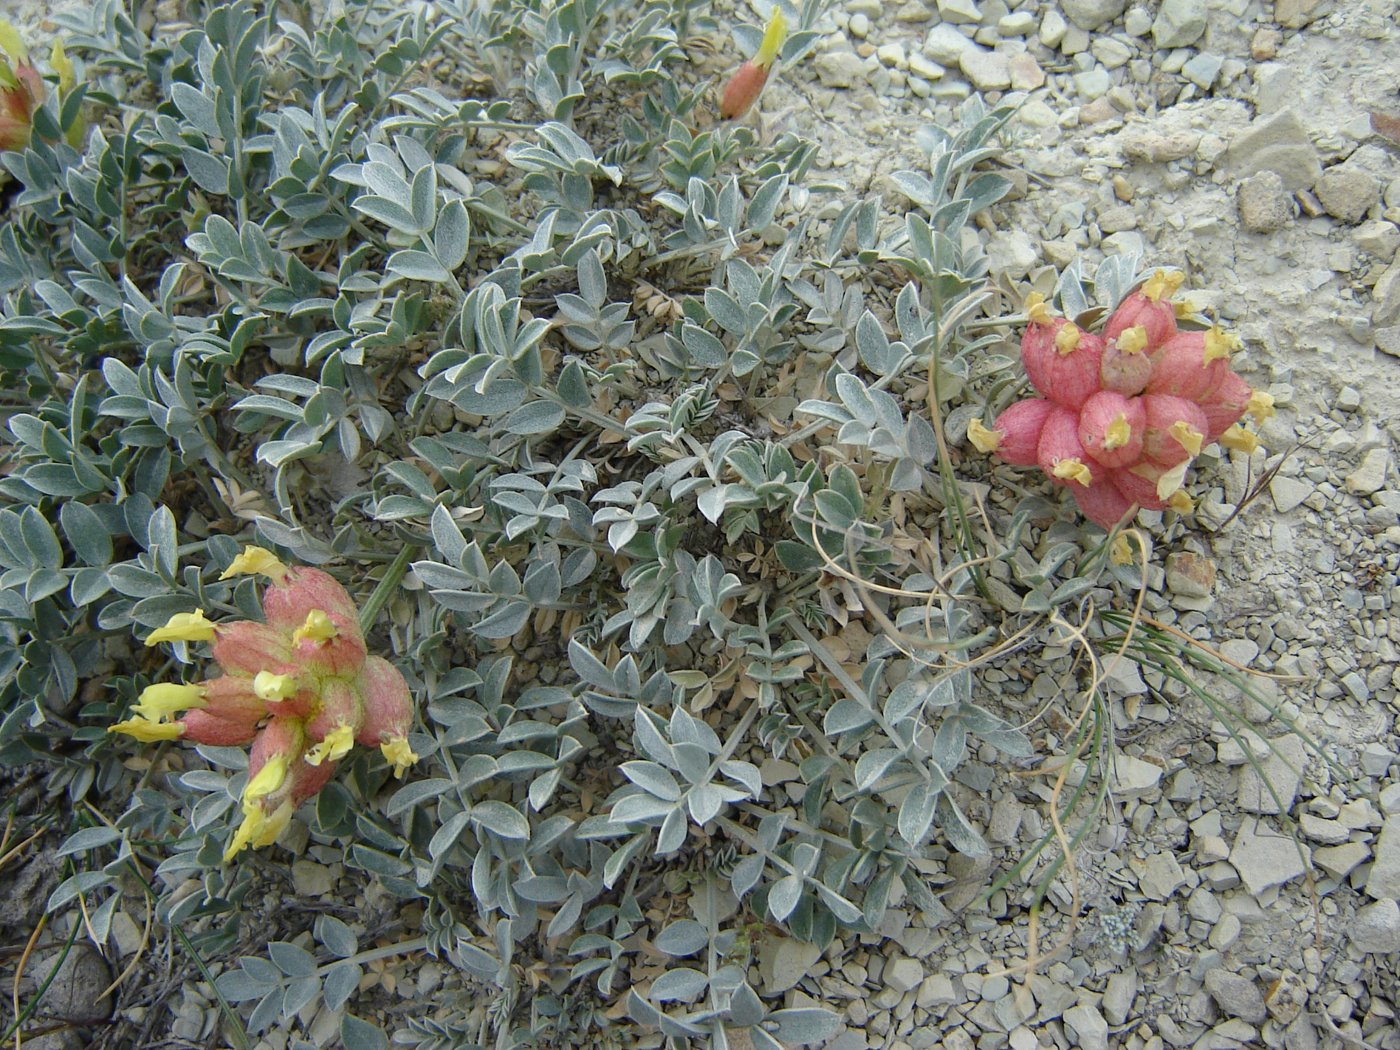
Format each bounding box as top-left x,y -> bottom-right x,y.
982,398 -> 1055,465
1099,326 -> 1153,396
1141,394 -> 1208,467
1037,406 -> 1095,488
1071,477 -> 1136,529
0,47 -> 42,152
1077,391 -> 1146,469
358,656 -> 418,778
720,7 -> 786,120
1104,270 -> 1182,350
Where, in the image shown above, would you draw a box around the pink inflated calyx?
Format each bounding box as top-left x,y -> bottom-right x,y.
1023,315 -> 1104,411
1078,390 -> 1146,469
1110,463 -> 1170,512
263,568 -> 365,644
1100,325 -> 1153,396
1140,394 -> 1208,467
980,398 -> 1056,466
211,620 -> 295,677
1145,328 -> 1234,401
1198,370 -> 1253,441
1071,478 -> 1136,529
1104,270 -> 1182,350
1037,406 -> 1095,488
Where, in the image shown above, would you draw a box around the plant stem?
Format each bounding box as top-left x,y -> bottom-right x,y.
358,543 -> 417,634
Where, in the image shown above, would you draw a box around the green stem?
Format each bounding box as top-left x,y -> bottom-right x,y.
358,544 -> 417,635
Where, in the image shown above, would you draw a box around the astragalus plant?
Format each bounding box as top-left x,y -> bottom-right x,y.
0,0 -> 1272,1047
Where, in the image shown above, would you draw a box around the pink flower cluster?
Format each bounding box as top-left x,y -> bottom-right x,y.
111,547 -> 417,861
969,272 -> 1274,528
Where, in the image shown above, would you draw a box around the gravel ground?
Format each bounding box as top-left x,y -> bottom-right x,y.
4,0 -> 1399,1048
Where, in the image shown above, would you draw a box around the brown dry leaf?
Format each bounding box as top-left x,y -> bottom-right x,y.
1371,111 -> 1400,145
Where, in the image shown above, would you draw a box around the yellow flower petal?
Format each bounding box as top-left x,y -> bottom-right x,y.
219,546 -> 288,583
109,717 -> 185,742
1109,534 -> 1135,566
145,610 -> 216,646
49,39 -> 74,95
381,736 -> 419,779
1116,325 -> 1148,355
0,21 -> 26,65
1155,460 -> 1191,501
1169,421 -> 1204,457
251,801 -> 294,849
253,671 -> 297,702
1203,327 -> 1240,364
1052,458 -> 1093,487
1025,292 -> 1054,325
292,609 -> 337,646
1142,270 -> 1183,302
966,417 -> 1002,453
245,754 -> 289,803
1219,424 -> 1261,454
133,682 -> 207,719
1103,414 -> 1132,451
1168,489 -> 1195,514
1245,390 -> 1275,425
224,805 -> 264,863
754,6 -> 787,68
305,724 -> 354,767
1054,323 -> 1082,355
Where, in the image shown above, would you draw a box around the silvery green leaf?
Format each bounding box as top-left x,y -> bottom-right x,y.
388,249 -> 451,284
340,1015 -> 388,1050
730,854 -> 764,897
621,761 -> 682,802
433,199 -> 470,271
853,748 -> 902,792
657,807 -> 687,853
385,777 -> 452,817
823,699 -> 874,736
322,961 -> 360,1012
315,915 -> 358,959
729,981 -> 765,1026
576,247 -> 606,309
768,874 -> 803,922
471,801 -> 530,840
768,1007 -> 842,1044
687,783 -> 725,825
654,920 -> 707,957
268,941 -> 316,978
937,793 -> 989,856
649,967 -> 708,1003
897,781 -> 939,846
502,399 -> 565,435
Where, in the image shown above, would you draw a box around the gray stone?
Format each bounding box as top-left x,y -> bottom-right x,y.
918,973 -> 957,1007
1064,1003 -> 1109,1050
1204,970 -> 1267,1024
1225,111 -> 1322,191
1356,220 -> 1400,262
960,48 -> 1011,91
1269,475 -> 1310,512
1313,842 -> 1370,881
1350,898 -> 1400,953
886,956 -> 924,994
822,1032 -> 868,1050
35,944 -> 113,1024
998,11 -> 1037,36
1073,68 -> 1113,99
1273,0 -> 1331,28
1139,851 -> 1185,900
1345,447 -> 1390,496
1181,52 -> 1223,90
1367,815 -> 1400,899
758,937 -> 821,994
924,23 -> 975,64
1103,972 -> 1137,1026
814,51 -> 867,88
937,0 -> 983,24
1316,167 -> 1380,225
1374,260 -> 1400,328
1266,971 -> 1307,1025
1151,0 -> 1207,48
1040,8 -> 1069,47
1231,818 -> 1309,895
1237,734 -> 1306,815
1112,754 -> 1163,797
1062,0 -> 1128,31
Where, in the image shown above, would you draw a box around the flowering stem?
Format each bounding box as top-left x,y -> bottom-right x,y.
358,544 -> 416,635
